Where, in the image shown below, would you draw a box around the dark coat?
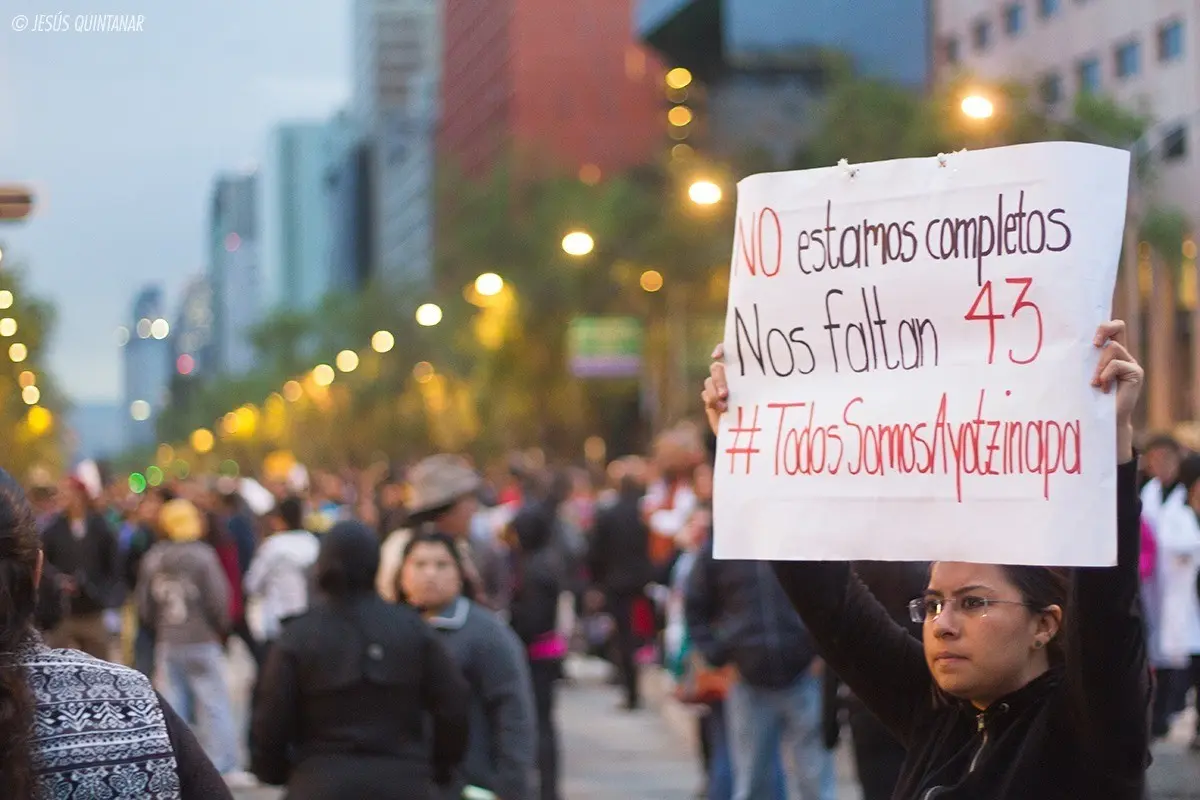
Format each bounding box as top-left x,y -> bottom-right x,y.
250,594 -> 470,799
773,461 -> 1150,800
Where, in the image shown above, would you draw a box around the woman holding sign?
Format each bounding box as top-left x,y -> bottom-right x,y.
701,320 -> 1149,800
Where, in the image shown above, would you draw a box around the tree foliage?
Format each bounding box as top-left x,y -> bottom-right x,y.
0,250 -> 67,478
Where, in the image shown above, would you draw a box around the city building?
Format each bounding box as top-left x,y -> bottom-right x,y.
326,117 -> 374,292
439,0 -> 666,179
933,0 -> 1197,222
259,121 -> 341,312
637,0 -> 931,165
352,0 -> 441,284
171,276 -> 213,378
120,286 -> 171,450
932,0 -> 1198,425
208,172 -> 261,377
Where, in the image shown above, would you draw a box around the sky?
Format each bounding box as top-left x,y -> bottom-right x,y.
0,0 -> 350,404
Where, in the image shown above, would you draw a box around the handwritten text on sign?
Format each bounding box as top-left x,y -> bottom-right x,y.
713,143 -> 1129,567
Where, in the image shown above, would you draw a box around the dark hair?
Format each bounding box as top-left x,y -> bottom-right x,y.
274,496 -> 304,531
1142,433 -> 1180,454
0,469 -> 42,797
998,565 -> 1071,666
1178,455 -> 1200,494
395,532 -> 476,604
148,486 -> 176,504
315,521 -> 380,597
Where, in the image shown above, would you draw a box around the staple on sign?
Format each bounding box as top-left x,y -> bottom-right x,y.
837,157 -> 858,179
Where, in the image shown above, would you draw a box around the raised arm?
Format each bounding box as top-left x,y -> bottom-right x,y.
771,560 -> 929,744
1070,323 -> 1150,786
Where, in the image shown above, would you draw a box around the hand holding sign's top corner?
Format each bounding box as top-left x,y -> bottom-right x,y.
1090,319 -> 1142,463
704,321 -> 1143,460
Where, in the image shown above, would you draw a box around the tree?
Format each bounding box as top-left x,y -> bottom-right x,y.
0,248 -> 66,479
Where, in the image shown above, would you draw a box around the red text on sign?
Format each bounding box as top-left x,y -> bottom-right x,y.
765,389 -> 1080,501
735,208 -> 782,278
964,277 -> 1044,365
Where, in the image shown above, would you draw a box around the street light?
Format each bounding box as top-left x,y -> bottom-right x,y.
0,318 -> 16,337
640,270 -> 664,292
130,400 -> 151,421
688,180 -> 722,206
282,380 -> 303,402
0,291 -> 12,310
190,428 -> 215,454
312,364 -> 335,386
475,272 -> 504,297
415,303 -> 443,326
562,231 -> 595,256
666,67 -> 692,90
961,94 -> 995,120
21,385 -> 39,405
151,318 -> 170,340
8,343 -> 26,363
371,330 -> 395,353
336,350 -> 359,372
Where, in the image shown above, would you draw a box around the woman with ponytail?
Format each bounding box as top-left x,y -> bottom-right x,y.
0,468 -> 233,799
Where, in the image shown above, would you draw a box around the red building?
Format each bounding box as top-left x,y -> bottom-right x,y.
439,0 -> 667,179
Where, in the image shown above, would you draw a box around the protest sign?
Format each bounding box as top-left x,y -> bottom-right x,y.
712,142 -> 1129,566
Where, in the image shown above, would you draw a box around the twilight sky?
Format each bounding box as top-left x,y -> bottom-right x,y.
0,0 -> 350,403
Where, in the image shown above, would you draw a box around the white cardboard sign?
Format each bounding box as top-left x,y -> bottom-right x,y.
713,143 -> 1129,566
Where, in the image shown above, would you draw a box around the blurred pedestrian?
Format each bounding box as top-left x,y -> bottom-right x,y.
398,531 -> 536,800
137,498 -> 254,787
251,521 -> 469,798
41,476 -> 118,658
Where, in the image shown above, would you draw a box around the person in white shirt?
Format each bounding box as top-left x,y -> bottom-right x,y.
244,497 -> 319,651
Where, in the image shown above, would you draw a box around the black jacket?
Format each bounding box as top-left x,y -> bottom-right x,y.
588,493 -> 654,596
251,594 -> 470,799
772,461 -> 1150,800
42,512 -> 118,615
686,540 -> 817,689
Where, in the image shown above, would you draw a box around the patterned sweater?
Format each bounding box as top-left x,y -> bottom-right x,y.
15,633 -> 225,799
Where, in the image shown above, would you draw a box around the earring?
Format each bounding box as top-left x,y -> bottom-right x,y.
1033,640 -> 1045,649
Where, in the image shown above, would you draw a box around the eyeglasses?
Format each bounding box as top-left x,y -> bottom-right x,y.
907,595 -> 1041,624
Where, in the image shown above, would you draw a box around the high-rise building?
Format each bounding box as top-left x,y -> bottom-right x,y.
208,172 -> 261,377
439,0 -> 666,179
260,121 -> 341,312
166,276 -> 213,429
121,286 -> 171,450
638,0 -> 931,166
933,0 -> 1197,222
353,0 -> 441,285
326,116 -> 374,293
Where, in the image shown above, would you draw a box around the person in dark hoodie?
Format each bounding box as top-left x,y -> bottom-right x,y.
509,504 -> 568,800
702,320 -> 1151,800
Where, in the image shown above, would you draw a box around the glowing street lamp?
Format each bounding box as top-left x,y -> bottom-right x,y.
666,67 -> 693,90
282,380 -> 303,401
336,349 -> 360,372
312,364 -> 335,386
0,318 -> 16,337
8,343 -> 27,363
688,180 -> 722,206
474,272 -> 504,297
415,303 -> 443,326
371,330 -> 395,353
961,94 -> 995,120
130,400 -> 151,421
562,231 -> 595,257
190,428 -> 215,454
0,291 -> 11,310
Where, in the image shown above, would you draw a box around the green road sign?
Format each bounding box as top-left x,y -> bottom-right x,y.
567,316 -> 643,378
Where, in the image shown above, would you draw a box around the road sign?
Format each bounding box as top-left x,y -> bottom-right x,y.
0,186 -> 34,222
567,316 -> 643,378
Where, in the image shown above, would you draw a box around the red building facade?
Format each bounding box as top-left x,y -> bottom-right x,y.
438,0 -> 666,179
